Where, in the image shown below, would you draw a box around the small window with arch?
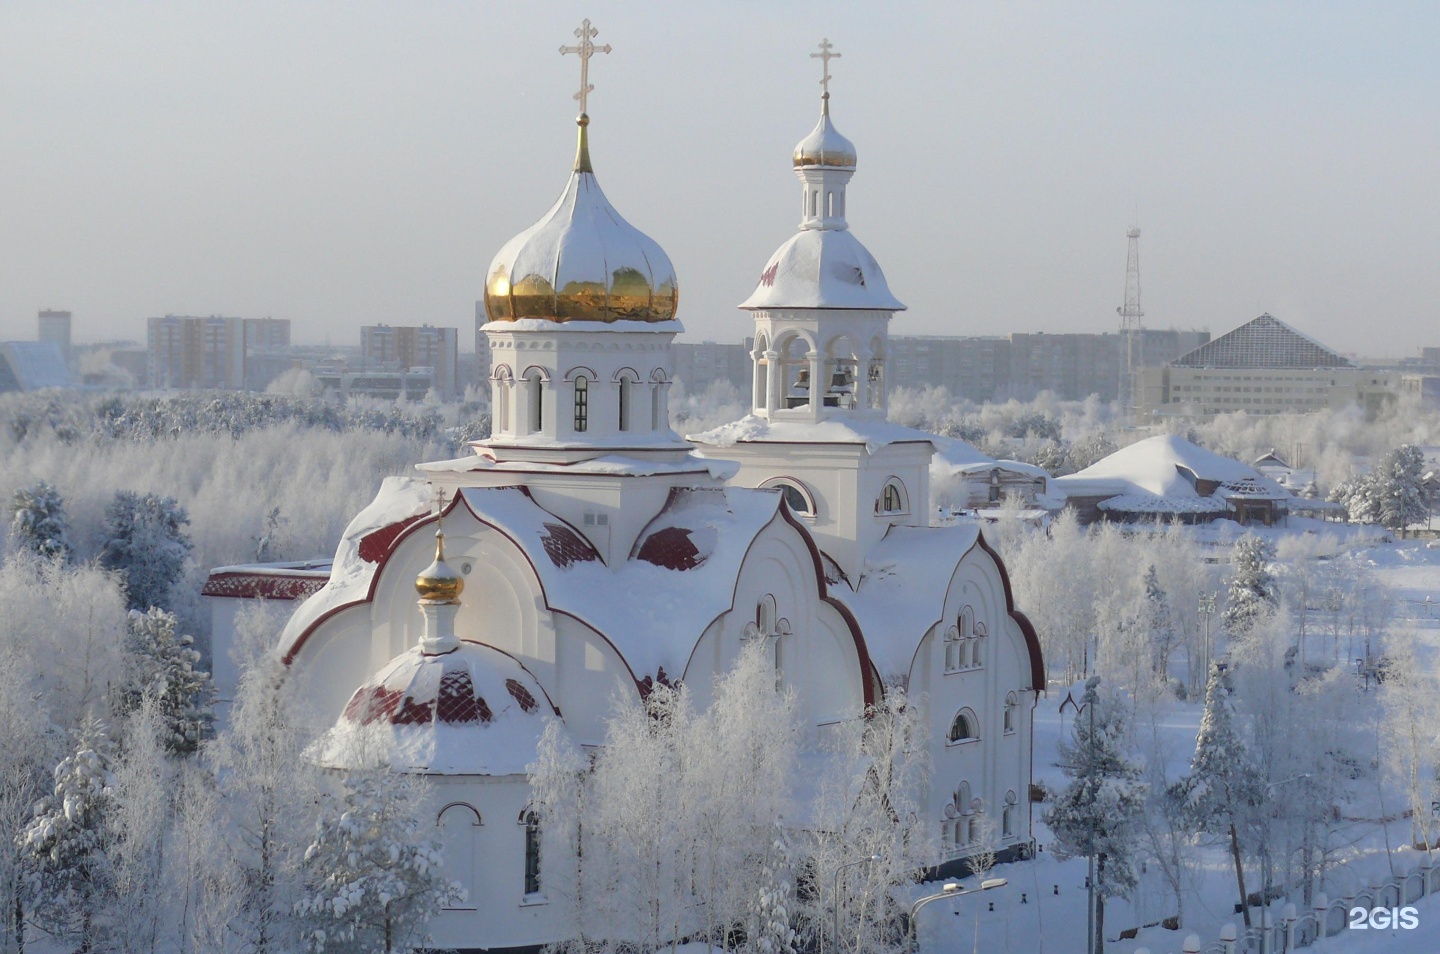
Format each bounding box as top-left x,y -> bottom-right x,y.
947,708 -> 979,744
1004,691 -> 1017,734
877,479 -> 907,515
521,808 -> 542,898
1002,790 -> 1018,839
572,376 -> 589,432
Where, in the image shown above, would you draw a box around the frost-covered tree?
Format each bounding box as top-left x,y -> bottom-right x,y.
529,641 -> 805,953
99,491 -> 193,611
107,697 -> 178,954
1370,444 -> 1429,537
205,606 -> 325,954
748,824 -> 797,954
1066,433 -> 1118,473
1222,534 -> 1277,638
1142,564 -> 1178,679
295,768 -> 460,953
8,480 -> 72,562
1175,663 -> 1263,927
806,688 -> 931,954
1044,677 -> 1147,954
117,607 -> 213,753
17,719 -> 117,952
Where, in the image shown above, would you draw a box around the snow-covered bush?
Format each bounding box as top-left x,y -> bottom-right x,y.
1044,677 -> 1147,954
118,607 -> 213,753
8,479 -> 72,562
1222,534 -> 1277,638
17,719 -> 118,951
99,490 -> 193,611
295,768 -> 460,953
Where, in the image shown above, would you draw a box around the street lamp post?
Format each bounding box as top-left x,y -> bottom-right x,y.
907,878 -> 1006,952
1198,591 -> 1217,687
832,854 -> 882,954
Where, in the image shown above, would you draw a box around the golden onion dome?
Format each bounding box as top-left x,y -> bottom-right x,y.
483,115 -> 679,324
792,95 -> 857,169
415,530 -> 464,603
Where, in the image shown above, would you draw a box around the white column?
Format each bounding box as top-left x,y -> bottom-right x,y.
764,350 -> 780,415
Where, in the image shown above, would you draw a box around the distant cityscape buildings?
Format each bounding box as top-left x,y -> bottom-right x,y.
1139,313 -> 1408,422
4,304 -> 1439,424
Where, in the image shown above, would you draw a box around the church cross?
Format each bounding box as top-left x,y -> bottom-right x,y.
811,37 -> 841,97
560,18 -> 612,116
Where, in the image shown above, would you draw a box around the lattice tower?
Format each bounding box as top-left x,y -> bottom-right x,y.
1117,227 -> 1145,426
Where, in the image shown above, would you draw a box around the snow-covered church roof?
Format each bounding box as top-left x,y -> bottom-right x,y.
313,639 -> 559,775
738,228 -> 904,311
689,414 -> 933,454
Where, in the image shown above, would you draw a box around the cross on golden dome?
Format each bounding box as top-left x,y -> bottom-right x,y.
811,37 -> 841,98
560,18 -> 612,117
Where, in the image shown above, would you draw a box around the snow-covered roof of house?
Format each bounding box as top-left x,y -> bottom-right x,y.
0,342 -> 70,391
203,560 -> 333,601
929,435 -> 1050,481
1054,435 -> 1290,506
738,228 -> 905,312
688,414 -> 934,455
312,639 -> 560,775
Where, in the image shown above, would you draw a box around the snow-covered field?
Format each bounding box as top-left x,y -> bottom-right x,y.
910,536 -> 1440,954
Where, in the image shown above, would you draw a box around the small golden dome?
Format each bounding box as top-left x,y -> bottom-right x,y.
792,95 -> 857,169
415,530 -> 464,603
483,115 -> 679,325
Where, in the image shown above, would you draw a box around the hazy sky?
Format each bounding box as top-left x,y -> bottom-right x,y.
1,2 -> 1436,357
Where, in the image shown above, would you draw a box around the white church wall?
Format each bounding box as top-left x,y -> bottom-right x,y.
913,547 -> 1036,859
552,612 -> 639,747
682,519 -> 865,729
427,774 -> 573,951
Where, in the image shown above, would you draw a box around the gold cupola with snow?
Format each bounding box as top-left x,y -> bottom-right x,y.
740,38 -> 904,426
478,20 -> 688,460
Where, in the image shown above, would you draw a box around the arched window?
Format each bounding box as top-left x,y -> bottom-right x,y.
1003,790 -> 1018,838
1004,692 -> 1017,734
651,384 -> 663,430
618,376 -> 632,431
943,625 -> 961,672
522,809 -> 541,897
878,479 -> 907,515
572,376 -> 589,432
948,708 -> 979,744
756,594 -> 776,634
526,371 -> 544,434
495,368 -> 512,433
762,478 -> 813,516
968,816 -> 980,845
437,803 -> 481,910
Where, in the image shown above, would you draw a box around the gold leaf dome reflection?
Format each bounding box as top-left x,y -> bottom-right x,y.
415,530 -> 464,603
484,117 -> 679,324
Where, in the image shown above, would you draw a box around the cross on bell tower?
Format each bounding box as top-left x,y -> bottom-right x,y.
560,18 -> 612,117
811,37 -> 841,100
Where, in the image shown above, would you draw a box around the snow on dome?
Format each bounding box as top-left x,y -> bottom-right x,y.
792,102 -> 857,169
483,117 -> 679,325
315,640 -> 559,776
738,229 -> 905,311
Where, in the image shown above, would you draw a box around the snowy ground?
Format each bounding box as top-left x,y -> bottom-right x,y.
915,536 -> 1440,954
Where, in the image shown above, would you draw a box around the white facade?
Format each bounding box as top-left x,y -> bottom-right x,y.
207,61 -> 1044,954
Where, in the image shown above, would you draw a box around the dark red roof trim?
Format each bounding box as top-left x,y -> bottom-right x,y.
540,522 -> 599,568
201,572 -> 328,601
358,515 -> 425,564
505,678 -> 538,713
636,526 -> 704,570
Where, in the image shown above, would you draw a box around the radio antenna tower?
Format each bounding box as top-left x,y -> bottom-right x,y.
1117,226 -> 1145,427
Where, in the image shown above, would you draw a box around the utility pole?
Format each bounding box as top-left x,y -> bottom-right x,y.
1117,227 -> 1145,428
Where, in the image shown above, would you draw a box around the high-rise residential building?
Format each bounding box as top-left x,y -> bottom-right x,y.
243,317 -> 291,352
1140,313 -> 1400,421
37,309 -> 72,360
147,315 -> 246,389
360,324 -> 459,398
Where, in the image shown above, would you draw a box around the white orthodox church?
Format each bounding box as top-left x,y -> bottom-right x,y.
205,31 -> 1043,954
